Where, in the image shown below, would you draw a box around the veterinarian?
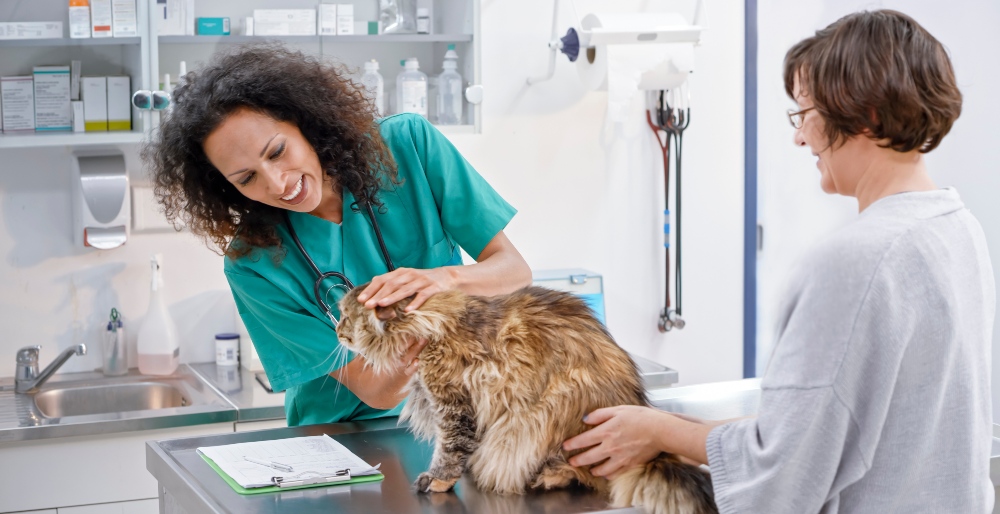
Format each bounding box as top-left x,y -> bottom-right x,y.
144,45 -> 531,427
564,10 -> 995,513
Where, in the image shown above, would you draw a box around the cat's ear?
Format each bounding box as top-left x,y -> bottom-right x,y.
375,305 -> 397,321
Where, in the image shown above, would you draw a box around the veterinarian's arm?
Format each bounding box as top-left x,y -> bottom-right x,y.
358,230 -> 531,311
562,406 -> 714,477
329,339 -> 427,410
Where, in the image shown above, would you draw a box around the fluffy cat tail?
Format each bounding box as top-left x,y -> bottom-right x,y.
608,454 -> 718,514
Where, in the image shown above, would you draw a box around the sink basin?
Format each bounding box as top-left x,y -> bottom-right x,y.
33,382 -> 190,418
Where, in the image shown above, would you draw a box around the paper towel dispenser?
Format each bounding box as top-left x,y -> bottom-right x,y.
72,152 -> 130,250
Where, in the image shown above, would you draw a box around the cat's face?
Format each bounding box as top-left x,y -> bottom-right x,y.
336,284 -> 444,375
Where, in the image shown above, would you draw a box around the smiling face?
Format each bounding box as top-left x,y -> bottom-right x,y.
203,108 -> 328,214
792,76 -> 873,197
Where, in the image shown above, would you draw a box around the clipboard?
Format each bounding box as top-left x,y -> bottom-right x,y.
199,453 -> 384,495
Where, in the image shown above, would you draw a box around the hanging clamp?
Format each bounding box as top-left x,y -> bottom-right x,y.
658,308 -> 686,332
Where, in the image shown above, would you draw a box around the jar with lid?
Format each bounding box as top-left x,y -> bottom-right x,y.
215,333 -> 240,366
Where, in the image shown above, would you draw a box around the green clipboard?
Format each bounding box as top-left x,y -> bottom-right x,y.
199,453 -> 385,495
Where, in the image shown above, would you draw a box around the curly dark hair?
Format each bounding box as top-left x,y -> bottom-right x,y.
142,44 -> 398,259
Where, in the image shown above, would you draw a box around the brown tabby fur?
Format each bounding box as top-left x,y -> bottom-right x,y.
336,285 -> 717,514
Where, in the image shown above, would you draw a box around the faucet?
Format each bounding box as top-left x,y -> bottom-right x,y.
15,344 -> 87,394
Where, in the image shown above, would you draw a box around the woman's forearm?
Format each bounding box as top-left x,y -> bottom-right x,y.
657,414 -> 715,465
329,356 -> 409,410
449,230 -> 531,296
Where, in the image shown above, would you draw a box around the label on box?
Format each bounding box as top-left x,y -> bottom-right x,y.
319,5 -> 337,35
112,0 -> 138,37
33,66 -> 71,131
0,22 -> 64,40
82,77 -> 108,131
106,76 -> 131,131
253,9 -> 317,36
1,76 -> 35,132
91,0 -> 113,38
336,4 -> 354,35
197,17 -> 231,36
69,5 -> 91,39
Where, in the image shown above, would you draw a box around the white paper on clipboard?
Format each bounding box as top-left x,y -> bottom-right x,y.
197,434 -> 381,489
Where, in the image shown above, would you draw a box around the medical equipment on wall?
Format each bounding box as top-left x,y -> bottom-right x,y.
647,86 -> 689,332
72,151 -> 130,249
526,0 -> 704,332
284,204 -> 396,328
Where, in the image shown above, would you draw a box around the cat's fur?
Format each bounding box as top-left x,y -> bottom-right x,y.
336,285 -> 717,514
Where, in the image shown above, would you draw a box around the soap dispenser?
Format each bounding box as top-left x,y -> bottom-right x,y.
137,254 -> 179,375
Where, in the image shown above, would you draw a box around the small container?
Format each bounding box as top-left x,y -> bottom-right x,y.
416,8 -> 430,34
102,308 -> 128,376
215,333 -> 240,366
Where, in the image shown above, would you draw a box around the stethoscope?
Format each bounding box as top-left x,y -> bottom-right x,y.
283,203 -> 395,327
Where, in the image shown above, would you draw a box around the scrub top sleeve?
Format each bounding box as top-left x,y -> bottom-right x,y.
225,269 -> 353,393
410,116 -> 516,260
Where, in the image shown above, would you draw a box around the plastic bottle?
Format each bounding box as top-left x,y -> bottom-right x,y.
137,254 -> 180,375
436,45 -> 463,125
396,58 -> 428,117
361,60 -> 385,117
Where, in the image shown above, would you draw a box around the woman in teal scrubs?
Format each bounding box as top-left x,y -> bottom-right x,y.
144,46 -> 532,426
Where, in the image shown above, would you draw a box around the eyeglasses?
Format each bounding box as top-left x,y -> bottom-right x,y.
787,107 -> 816,129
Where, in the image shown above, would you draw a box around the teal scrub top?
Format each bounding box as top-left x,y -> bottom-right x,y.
223,114 -> 517,427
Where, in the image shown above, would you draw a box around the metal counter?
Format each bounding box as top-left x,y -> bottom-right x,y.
147,418 -> 642,514
187,363 -> 286,422
0,365 -> 236,443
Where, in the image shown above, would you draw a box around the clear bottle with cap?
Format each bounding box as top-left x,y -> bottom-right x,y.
361,60 -> 385,117
435,45 -> 463,125
137,254 -> 180,375
396,57 -> 428,117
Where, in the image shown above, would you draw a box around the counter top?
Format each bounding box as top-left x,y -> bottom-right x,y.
147,418 -> 643,514
0,365 -> 236,443
187,363 -> 286,422
146,378 -> 1000,514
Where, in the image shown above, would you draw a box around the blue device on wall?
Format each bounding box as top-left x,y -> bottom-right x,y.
531,269 -> 606,325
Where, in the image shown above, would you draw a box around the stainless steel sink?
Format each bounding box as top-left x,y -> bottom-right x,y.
33,381 -> 190,418
0,365 -> 239,442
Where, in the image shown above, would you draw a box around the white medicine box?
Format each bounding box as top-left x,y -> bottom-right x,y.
33,66 -> 72,131
106,76 -> 131,131
81,76 -> 108,131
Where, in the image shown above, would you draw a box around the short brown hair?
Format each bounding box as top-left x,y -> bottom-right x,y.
784,10 -> 962,153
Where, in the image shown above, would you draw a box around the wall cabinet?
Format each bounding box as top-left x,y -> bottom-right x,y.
0,0 -> 480,151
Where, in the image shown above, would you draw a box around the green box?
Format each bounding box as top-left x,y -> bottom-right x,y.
197,17 -> 231,36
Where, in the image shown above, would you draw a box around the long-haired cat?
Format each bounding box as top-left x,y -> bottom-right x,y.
336,285 -> 717,514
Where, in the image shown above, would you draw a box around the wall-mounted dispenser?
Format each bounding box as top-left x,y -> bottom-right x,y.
72,152 -> 130,249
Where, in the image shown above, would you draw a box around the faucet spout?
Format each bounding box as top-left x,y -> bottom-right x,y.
15,344 -> 87,394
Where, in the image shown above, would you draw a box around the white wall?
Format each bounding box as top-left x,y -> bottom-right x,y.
756,1 -> 1000,415
0,0 -> 747,387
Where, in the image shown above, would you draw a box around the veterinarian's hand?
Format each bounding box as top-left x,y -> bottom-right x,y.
358,267 -> 457,312
563,406 -> 671,479
399,338 -> 428,376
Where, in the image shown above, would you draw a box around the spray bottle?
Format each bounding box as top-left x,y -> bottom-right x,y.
137,254 -> 180,375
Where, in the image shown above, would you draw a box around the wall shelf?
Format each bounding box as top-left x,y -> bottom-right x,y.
0,37 -> 141,47
158,34 -> 473,45
0,131 -> 145,149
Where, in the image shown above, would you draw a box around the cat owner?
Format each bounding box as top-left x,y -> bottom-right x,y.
144,45 -> 531,426
565,10 -> 995,512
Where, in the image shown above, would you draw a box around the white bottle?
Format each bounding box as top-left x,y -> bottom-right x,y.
361,60 -> 385,117
396,58 -> 428,117
137,254 -> 180,375
436,45 -> 463,125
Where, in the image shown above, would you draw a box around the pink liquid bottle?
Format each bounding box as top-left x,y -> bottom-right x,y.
137,254 -> 179,375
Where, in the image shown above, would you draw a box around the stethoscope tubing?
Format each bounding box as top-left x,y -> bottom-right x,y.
283,202 -> 395,325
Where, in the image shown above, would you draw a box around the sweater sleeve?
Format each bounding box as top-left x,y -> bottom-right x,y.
706,387 -> 866,513
706,235 -> 915,513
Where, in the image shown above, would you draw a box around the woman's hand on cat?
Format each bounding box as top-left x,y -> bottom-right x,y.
562,406 -> 670,479
357,267 -> 458,312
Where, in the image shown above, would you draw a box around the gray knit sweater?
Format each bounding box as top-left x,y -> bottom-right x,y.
707,188 -> 996,513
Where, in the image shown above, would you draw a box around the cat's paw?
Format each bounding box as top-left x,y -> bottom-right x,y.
414,472 -> 458,493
